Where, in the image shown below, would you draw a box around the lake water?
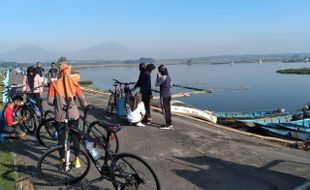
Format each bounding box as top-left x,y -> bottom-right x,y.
79,62 -> 310,113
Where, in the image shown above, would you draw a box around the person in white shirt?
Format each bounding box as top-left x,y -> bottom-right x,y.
127,92 -> 146,127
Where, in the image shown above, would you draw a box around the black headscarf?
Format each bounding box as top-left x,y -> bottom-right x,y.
27,66 -> 35,90
158,64 -> 169,75
139,63 -> 146,71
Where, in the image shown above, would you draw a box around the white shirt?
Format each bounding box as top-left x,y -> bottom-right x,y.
127,102 -> 146,123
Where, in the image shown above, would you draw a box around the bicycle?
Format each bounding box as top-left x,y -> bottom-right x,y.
1,84 -> 54,133
36,105 -> 119,153
107,79 -> 135,114
19,86 -> 54,133
37,99 -> 160,189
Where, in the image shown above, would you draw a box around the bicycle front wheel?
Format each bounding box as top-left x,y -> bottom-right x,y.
37,145 -> 91,185
111,153 -> 161,190
87,120 -> 119,153
20,106 -> 37,133
36,118 -> 58,147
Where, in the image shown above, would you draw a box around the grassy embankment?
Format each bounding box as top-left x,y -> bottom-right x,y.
0,70 -> 17,189
277,67 -> 310,75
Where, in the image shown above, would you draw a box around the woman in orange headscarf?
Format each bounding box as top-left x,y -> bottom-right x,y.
48,63 -> 88,169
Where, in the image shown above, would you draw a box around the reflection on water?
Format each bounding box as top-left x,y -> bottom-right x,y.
79,62 -> 310,113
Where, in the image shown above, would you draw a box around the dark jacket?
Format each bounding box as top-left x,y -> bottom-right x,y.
140,71 -> 152,96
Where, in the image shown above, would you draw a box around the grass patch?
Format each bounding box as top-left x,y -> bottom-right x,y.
0,143 -> 17,190
79,80 -> 93,86
277,67 -> 310,75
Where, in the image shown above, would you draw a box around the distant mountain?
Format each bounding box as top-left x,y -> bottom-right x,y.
0,45 -> 59,63
69,42 -> 142,60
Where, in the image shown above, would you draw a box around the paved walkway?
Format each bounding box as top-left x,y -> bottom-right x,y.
7,72 -> 310,190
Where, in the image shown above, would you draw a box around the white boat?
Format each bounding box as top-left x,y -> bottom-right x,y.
170,100 -> 217,123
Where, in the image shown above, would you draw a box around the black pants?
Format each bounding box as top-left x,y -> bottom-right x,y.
57,120 -> 80,159
160,96 -> 172,126
28,93 -> 42,115
142,93 -> 151,120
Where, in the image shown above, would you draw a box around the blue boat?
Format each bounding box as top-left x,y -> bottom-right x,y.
255,119 -> 310,141
237,115 -> 293,128
215,109 -> 278,118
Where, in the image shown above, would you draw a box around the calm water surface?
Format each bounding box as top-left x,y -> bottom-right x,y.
79,62 -> 310,113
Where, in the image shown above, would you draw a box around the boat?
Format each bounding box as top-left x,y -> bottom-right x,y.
255,119 -> 310,141
237,114 -> 293,128
170,100 -> 217,123
215,108 -> 288,125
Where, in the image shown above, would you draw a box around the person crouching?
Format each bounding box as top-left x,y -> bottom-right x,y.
127,92 -> 146,127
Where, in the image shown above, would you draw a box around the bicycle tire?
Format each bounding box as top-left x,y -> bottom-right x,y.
44,109 -> 55,119
20,106 -> 37,133
38,145 -> 91,185
111,153 -> 161,190
36,118 -> 58,147
87,120 -> 119,153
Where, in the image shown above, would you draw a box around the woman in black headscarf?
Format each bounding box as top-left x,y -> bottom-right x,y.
155,65 -> 172,129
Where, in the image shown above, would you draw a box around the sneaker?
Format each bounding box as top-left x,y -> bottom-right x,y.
60,161 -> 70,172
136,122 -> 146,127
168,125 -> 173,129
159,126 -> 170,130
0,134 -> 8,143
74,157 -> 81,168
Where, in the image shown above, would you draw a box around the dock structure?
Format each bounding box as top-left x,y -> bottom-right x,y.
5,71 -> 310,190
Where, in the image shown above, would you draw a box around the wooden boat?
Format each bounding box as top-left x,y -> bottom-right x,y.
215,108 -> 288,125
170,100 -> 217,123
237,115 -> 293,128
255,119 -> 310,141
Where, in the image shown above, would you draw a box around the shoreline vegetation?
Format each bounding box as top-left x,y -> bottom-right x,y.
277,67 -> 310,75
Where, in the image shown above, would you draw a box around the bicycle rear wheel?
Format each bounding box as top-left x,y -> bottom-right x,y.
38,145 -> 90,185
36,118 -> 58,147
87,120 -> 119,153
111,153 -> 161,190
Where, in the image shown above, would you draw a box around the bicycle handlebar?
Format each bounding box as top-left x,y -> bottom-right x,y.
112,79 -> 135,86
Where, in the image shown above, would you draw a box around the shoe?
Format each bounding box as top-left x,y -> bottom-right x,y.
159,126 -> 170,130
74,157 -> 81,168
60,161 -> 70,172
136,122 -> 146,127
168,125 -> 173,129
0,134 -> 8,143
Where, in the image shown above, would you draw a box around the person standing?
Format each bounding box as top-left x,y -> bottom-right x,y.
35,62 -> 45,90
47,63 -> 88,170
22,66 -> 43,114
132,63 -> 146,91
47,62 -> 58,85
155,65 -> 173,129
140,64 -> 155,124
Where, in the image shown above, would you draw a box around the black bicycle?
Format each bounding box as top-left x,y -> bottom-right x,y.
36,106 -> 119,153
107,79 -> 135,114
37,100 -> 160,189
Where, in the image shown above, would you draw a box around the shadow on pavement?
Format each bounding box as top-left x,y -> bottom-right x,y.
173,155 -> 309,190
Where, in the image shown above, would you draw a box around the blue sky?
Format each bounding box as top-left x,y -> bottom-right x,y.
0,0 -> 309,58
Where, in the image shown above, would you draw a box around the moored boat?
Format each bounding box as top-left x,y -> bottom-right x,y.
171,100 -> 217,123
237,115 -> 293,128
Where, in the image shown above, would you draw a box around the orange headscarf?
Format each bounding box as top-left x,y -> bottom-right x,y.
52,64 -> 79,98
